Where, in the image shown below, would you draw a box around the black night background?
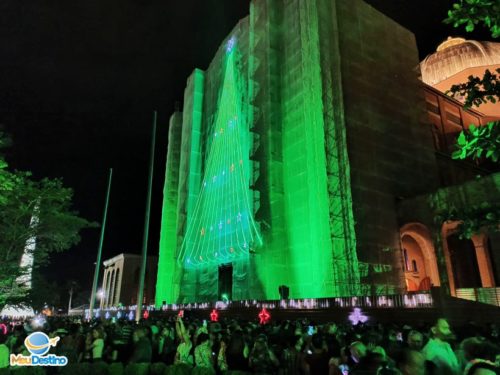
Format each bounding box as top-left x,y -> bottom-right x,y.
0,0 -> 492,300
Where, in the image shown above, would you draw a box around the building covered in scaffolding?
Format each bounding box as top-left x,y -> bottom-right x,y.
155,0 -> 443,304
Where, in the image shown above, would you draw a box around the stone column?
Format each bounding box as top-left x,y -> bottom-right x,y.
472,235 -> 495,288
100,269 -> 108,309
114,267 -> 122,306
108,268 -> 116,308
436,223 -> 454,295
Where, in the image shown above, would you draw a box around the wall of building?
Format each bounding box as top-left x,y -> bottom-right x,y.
398,172 -> 500,294
334,0 -> 439,293
174,69 -> 206,303
155,113 -> 183,305
156,0 -> 461,303
172,19 -> 265,303
247,0 -> 289,301
101,257 -> 124,308
103,254 -> 157,307
278,0 -> 359,298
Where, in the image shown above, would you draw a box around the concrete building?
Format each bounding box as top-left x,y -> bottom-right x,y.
403,84 -> 499,294
100,253 -> 157,308
156,0 -> 500,305
400,39 -> 500,299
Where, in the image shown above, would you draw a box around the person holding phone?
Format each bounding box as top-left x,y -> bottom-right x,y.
307,326 -> 315,336
174,315 -> 193,366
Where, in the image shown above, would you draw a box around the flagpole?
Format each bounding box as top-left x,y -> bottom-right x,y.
136,111 -> 157,322
89,168 -> 113,319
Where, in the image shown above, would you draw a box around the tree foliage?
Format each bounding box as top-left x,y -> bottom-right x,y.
446,69 -> 500,164
0,134 -> 95,310
445,0 -> 500,38
29,273 -> 62,311
452,122 -> 500,162
0,132 -> 15,203
447,69 -> 500,109
435,202 -> 500,240
442,0 -> 500,239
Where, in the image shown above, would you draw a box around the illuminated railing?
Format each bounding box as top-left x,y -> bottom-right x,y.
456,287 -> 500,307
87,293 -> 433,318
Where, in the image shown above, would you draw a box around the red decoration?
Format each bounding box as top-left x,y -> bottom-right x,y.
0,323 -> 7,335
178,310 -> 184,318
143,310 -> 149,319
258,308 -> 271,325
210,309 -> 219,322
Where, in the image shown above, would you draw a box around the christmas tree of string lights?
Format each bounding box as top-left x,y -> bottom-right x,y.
178,37 -> 262,268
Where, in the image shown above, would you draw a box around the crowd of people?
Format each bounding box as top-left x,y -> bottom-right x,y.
0,313 -> 499,374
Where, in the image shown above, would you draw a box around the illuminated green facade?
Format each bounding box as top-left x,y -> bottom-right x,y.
156,0 -> 436,304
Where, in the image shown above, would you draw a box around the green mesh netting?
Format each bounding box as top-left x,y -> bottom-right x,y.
178,39 -> 262,268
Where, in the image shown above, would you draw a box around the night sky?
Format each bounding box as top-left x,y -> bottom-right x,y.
0,0 -> 493,300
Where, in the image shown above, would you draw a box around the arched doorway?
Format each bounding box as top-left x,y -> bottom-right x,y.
447,234 -> 481,288
400,223 -> 440,292
442,222 -> 496,294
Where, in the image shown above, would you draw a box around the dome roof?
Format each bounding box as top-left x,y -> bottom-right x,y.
420,37 -> 500,86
